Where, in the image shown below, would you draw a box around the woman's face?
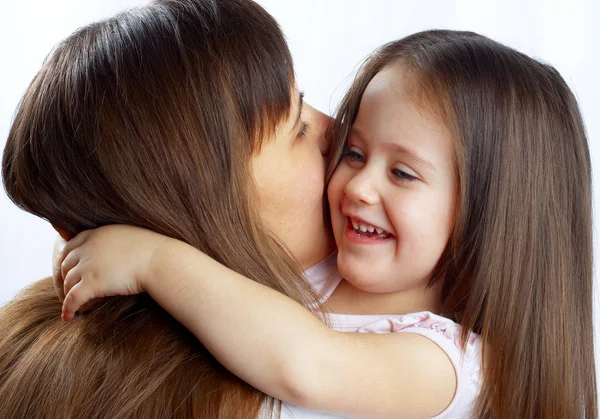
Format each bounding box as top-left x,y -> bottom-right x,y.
251,90 -> 335,269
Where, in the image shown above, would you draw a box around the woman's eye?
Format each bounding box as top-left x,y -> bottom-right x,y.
342,148 -> 365,163
297,122 -> 309,139
392,168 -> 417,182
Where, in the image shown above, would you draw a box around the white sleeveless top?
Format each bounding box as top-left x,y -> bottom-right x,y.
261,254 -> 482,419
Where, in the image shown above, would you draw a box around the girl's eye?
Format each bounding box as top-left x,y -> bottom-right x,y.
297,122 -> 309,139
342,147 -> 365,163
392,168 -> 417,182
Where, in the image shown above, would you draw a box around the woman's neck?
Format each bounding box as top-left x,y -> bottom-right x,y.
325,278 -> 444,316
298,225 -> 337,270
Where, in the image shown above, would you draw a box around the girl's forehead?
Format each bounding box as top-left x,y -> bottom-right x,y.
367,62 -> 422,93
362,67 -> 428,114
360,69 -> 437,127
365,66 -> 407,95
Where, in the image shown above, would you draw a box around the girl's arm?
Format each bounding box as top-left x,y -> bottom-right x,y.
61,225 -> 456,419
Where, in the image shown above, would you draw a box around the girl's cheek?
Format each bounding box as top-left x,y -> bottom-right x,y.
327,168 -> 346,203
326,182 -> 337,210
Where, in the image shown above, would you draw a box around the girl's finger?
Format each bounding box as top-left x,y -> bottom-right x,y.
63,264 -> 82,297
61,249 -> 81,290
62,280 -> 95,321
59,230 -> 93,266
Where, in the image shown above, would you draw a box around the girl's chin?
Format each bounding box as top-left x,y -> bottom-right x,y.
337,255 -> 378,280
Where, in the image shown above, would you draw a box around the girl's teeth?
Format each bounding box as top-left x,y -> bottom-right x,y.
350,218 -> 390,236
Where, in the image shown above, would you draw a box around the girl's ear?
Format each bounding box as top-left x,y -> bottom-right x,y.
52,224 -> 74,241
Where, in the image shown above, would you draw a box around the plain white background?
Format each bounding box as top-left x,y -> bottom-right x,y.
1,0 -> 599,397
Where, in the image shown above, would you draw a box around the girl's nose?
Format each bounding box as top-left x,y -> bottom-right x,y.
343,168 -> 380,205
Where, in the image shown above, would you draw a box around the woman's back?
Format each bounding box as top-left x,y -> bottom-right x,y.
0,277 -> 263,418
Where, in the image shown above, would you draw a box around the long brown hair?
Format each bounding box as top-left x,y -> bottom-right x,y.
328,30 -> 597,419
1,0 -> 321,417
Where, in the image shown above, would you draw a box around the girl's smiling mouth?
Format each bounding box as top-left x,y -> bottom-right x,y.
345,216 -> 394,243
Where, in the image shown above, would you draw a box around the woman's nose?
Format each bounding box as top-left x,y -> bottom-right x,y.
303,103 -> 333,156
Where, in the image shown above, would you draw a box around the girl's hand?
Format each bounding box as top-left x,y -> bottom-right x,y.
59,225 -> 170,320
52,234 -> 68,302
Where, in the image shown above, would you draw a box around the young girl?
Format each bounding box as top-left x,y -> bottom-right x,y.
58,30 -> 598,418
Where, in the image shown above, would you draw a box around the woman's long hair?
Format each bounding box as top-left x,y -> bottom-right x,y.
328,30 -> 597,419
1,0 -> 322,417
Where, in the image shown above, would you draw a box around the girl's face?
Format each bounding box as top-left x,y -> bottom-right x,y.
328,66 -> 457,293
251,90 -> 335,269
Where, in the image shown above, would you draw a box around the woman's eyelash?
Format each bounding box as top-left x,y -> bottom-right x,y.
297,122 -> 309,138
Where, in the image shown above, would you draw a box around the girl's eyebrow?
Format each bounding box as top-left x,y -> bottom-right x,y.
383,142 -> 437,172
350,126 -> 437,172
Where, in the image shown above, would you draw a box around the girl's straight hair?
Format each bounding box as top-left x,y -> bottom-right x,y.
328,29 -> 597,419
1,0 -> 322,417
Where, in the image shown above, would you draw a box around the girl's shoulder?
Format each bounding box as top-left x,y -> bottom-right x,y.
351,311 -> 482,419
356,311 -> 481,352
303,252 -> 343,304
304,258 -> 481,418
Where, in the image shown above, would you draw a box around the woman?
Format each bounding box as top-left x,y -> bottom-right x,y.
0,0 -> 336,417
